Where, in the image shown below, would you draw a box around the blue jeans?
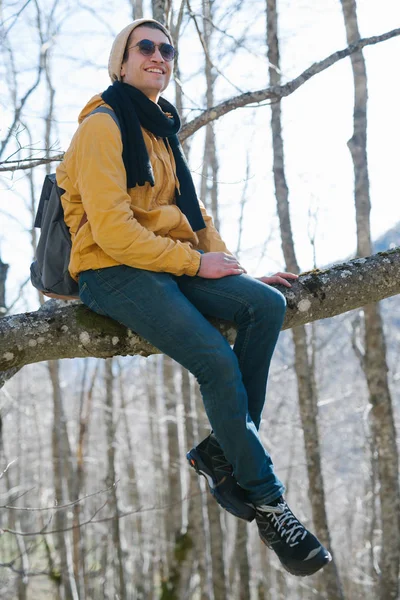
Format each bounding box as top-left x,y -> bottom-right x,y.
79,265 -> 286,505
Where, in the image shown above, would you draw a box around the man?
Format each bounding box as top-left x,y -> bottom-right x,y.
57,18 -> 332,577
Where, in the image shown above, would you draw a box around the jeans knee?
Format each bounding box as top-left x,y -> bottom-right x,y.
251,285 -> 286,325
269,288 -> 286,318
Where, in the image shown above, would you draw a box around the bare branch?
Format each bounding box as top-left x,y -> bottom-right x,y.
2,498 -> 110,537
0,459 -> 18,480
1,0 -> 32,37
0,154 -> 64,172
0,29 -> 398,172
2,489 -> 205,537
180,28 -> 400,140
2,483 -> 119,512
185,0 -> 244,94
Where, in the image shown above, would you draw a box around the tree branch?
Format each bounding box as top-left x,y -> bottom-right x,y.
179,27 -> 400,140
0,249 -> 399,382
0,28 -> 399,172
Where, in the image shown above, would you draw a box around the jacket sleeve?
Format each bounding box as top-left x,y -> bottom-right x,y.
71,114 -> 201,276
196,200 -> 232,254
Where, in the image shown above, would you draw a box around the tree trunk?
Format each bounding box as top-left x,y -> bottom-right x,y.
160,355 -> 184,598
146,357 -> 167,591
71,364 -> 87,599
340,2 -> 400,598
116,359 -> 145,598
2,448 -> 29,599
200,0 -> 220,229
0,257 -> 7,454
257,544 -> 276,600
72,360 -> 98,599
0,257 -> 8,316
207,494 -> 228,600
104,358 -> 127,600
171,1 -> 187,155
178,367 -> 208,599
48,360 -> 79,600
265,1 -> 344,597
236,520 -> 251,600
152,0 -> 170,25
128,0 -> 143,20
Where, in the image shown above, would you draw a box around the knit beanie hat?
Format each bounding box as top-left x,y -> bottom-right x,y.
108,19 -> 173,83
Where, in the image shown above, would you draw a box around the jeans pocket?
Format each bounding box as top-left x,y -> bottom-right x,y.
79,281 -> 107,316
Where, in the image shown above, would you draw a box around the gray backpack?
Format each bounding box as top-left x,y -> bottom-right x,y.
30,107 -> 120,300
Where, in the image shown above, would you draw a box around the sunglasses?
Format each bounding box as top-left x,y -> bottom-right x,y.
128,39 -> 176,62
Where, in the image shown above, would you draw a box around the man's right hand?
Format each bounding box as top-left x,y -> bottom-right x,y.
197,252 -> 246,279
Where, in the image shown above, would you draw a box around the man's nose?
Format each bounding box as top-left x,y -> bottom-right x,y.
151,47 -> 165,62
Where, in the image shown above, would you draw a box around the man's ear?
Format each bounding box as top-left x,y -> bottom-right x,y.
120,63 -> 125,78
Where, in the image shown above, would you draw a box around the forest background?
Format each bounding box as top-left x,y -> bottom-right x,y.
1,0 -> 400,599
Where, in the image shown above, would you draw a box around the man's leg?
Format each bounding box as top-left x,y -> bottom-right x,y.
79,266 -> 283,504
177,273 -> 285,430
79,266 -> 331,576
177,273 -> 331,576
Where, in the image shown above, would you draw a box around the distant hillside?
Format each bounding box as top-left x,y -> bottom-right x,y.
373,222 -> 400,253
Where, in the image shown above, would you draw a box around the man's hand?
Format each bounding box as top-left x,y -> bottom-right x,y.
197,252 -> 246,279
256,272 -> 298,288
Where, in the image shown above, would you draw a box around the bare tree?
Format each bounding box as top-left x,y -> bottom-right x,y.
161,356 -> 185,594
198,0 -> 220,230
179,367 -> 209,599
340,2 -> 400,599
265,1 -> 343,597
2,29 -> 399,174
127,0 -> 143,20
145,357 -> 169,593
116,359 -> 145,598
152,0 -> 171,25
236,519 -> 251,600
104,358 -> 127,600
1,451 -> 29,599
0,257 -> 8,316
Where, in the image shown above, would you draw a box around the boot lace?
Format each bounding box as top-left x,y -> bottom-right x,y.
259,502 -> 307,547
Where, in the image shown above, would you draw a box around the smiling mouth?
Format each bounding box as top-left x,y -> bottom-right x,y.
145,68 -> 165,74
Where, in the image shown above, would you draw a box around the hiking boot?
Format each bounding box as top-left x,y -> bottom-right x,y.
187,433 -> 256,522
255,497 -> 332,576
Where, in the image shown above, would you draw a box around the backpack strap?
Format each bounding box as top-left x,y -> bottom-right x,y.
76,107 -> 121,235
88,106 -> 120,131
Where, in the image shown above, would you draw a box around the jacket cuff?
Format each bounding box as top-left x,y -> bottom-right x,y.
186,251 -> 202,277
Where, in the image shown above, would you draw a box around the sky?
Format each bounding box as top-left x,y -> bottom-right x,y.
1,0 -> 400,312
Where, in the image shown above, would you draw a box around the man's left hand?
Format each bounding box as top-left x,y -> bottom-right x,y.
256,272 -> 298,288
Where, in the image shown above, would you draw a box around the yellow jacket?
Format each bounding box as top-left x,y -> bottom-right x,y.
56,95 -> 229,281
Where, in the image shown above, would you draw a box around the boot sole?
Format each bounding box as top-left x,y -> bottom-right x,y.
281,550 -> 332,577
258,532 -> 333,577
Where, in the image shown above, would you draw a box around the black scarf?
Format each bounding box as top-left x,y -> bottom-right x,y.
101,82 -> 206,232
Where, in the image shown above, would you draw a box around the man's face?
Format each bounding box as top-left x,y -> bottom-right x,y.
120,26 -> 173,102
